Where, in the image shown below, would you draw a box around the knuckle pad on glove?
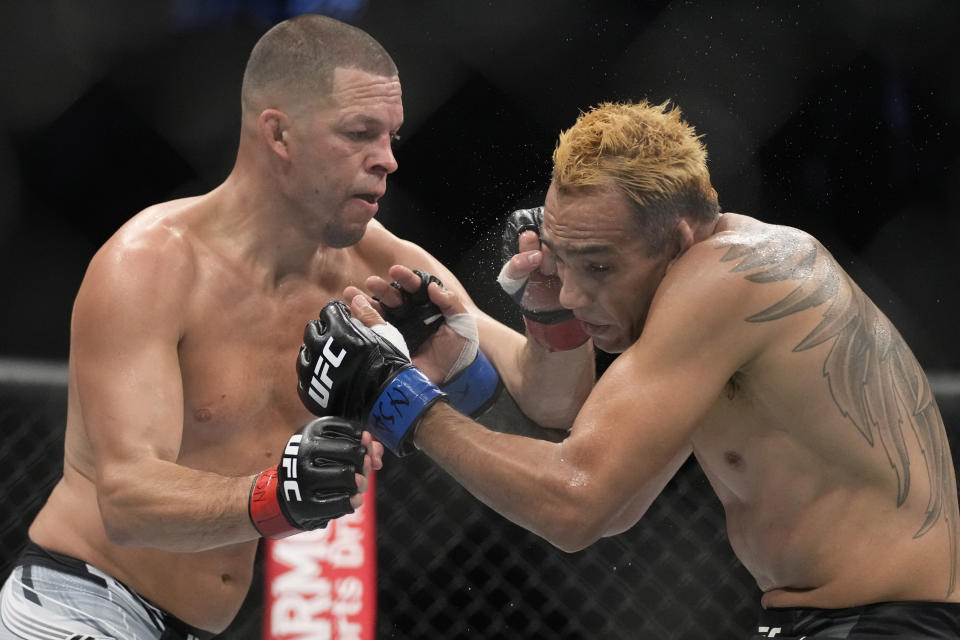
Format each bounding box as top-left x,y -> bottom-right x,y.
310,441 -> 365,470
501,207 -> 544,263
379,270 -> 446,353
318,301 -> 349,330
323,422 -> 363,441
304,465 -> 357,495
301,419 -> 364,469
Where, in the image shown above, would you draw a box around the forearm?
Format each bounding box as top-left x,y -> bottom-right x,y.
415,403 -> 600,551
508,335 -> 595,429
98,458 -> 257,552
487,205 -> 596,427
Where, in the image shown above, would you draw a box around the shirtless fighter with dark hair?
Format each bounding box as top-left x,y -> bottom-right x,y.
0,14 -> 593,639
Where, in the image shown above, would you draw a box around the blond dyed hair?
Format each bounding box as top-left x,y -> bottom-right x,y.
552,100 -> 720,255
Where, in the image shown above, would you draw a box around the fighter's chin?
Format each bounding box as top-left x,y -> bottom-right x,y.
586,326 -> 634,353
592,336 -> 629,354
321,222 -> 369,248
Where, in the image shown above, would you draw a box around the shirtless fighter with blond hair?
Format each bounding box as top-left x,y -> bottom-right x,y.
300,100 -> 960,638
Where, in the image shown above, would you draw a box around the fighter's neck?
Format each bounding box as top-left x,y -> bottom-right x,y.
197,179 -> 334,285
708,212 -> 730,237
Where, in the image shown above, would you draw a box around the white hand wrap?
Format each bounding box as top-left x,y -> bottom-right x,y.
351,318 -> 411,359
353,315 -> 478,385
496,261 -> 527,297
442,313 -> 479,384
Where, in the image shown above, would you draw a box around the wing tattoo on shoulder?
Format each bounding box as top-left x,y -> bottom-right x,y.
718,227 -> 958,595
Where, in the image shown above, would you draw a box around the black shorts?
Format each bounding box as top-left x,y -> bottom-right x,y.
752,600 -> 960,639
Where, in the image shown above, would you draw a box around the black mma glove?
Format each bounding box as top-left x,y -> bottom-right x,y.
379,270 -> 503,417
378,269 -> 445,353
296,300 -> 447,456
249,416 -> 364,539
499,206 -> 589,351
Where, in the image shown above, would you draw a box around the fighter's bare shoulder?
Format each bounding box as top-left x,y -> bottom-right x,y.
355,219 -> 406,259
646,214 -> 836,364
669,214 -> 831,310
78,198 -> 203,329
357,219 -> 465,292
358,219 -> 428,263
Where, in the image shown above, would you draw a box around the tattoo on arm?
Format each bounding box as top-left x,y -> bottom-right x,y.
719,229 -> 957,595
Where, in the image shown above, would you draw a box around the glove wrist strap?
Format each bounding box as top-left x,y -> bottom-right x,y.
249,465 -> 300,540
441,349 -> 500,417
524,316 -> 590,352
367,367 -> 447,457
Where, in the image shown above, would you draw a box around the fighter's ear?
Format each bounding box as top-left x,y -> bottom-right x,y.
665,217 -> 697,272
258,109 -> 291,160
675,217 -> 696,254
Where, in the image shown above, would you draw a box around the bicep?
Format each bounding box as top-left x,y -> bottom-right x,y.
563,348 -> 715,497
560,274 -> 761,518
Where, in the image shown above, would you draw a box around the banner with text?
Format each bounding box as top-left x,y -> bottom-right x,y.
263,473 -> 376,640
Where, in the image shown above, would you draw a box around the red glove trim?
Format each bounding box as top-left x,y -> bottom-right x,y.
524,316 -> 590,352
249,465 -> 300,540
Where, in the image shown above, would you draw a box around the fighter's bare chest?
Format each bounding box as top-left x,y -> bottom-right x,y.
690,363 -> 835,505
689,374 -> 778,495
181,330 -> 305,423
174,289 -> 332,471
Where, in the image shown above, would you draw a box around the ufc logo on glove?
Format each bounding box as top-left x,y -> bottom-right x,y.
280,434 -> 302,502
306,338 -> 346,409
296,300 -> 448,457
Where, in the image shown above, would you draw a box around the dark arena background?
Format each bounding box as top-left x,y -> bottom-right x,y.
2,1 -> 959,639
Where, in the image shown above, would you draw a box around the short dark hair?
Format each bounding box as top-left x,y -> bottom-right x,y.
241,14 -> 397,114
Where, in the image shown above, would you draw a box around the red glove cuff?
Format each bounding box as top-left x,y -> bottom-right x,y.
249,465 -> 300,540
523,316 -> 590,352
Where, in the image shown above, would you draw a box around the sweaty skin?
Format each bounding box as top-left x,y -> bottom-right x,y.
27,67 -> 407,631
26,67 -> 593,632
29,209 -> 397,631
402,182 -> 960,611
691,216 -> 957,608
